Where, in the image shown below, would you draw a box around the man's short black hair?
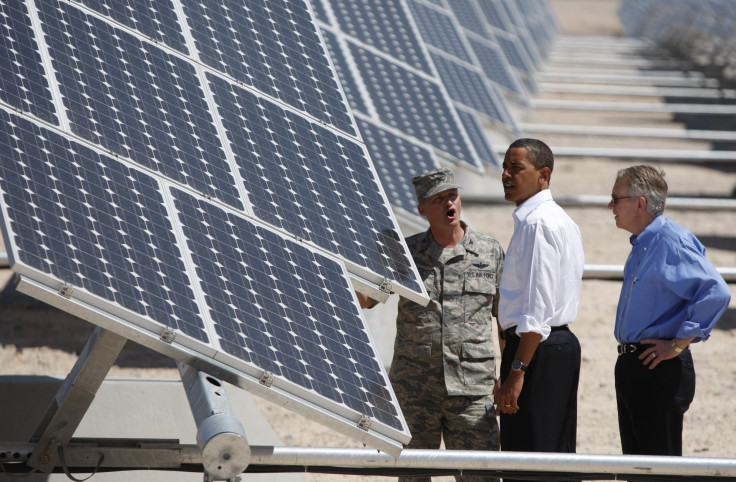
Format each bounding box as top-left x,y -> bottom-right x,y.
508,138 -> 554,172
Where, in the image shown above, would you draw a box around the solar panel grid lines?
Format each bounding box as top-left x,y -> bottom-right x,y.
0,0 -> 58,124
497,0 -> 543,65
346,40 -> 483,169
453,106 -> 501,168
428,49 -> 506,124
206,72 -> 423,297
405,0 -> 474,65
0,110 -> 210,343
170,188 -> 407,434
0,107 -> 411,452
354,114 -> 438,215
35,0 -> 246,211
319,25 -> 376,119
402,0 -> 514,157
318,0 -> 487,170
12,0 -> 427,305
179,0 -> 357,137
318,0 -> 433,75
439,0 -> 530,102
466,34 -> 529,102
0,0 -> 426,454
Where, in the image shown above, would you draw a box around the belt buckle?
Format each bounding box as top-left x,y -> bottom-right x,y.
617,343 -> 637,355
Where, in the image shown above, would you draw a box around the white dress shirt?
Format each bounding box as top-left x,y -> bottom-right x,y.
498,189 -> 584,341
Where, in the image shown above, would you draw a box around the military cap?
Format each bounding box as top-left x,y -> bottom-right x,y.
412,167 -> 460,200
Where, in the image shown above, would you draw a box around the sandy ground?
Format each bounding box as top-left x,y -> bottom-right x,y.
2,0 -> 736,480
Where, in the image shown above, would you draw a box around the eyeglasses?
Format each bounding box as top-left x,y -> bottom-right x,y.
610,195 -> 632,205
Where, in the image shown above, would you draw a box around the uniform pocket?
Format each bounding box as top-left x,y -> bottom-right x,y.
461,341 -> 496,385
464,270 -> 496,294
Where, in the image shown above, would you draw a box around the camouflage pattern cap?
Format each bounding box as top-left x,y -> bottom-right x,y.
412,167 -> 460,200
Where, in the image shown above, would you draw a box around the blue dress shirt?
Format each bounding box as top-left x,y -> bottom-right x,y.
615,215 -> 731,344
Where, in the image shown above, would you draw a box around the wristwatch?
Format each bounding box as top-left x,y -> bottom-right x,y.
511,359 -> 528,373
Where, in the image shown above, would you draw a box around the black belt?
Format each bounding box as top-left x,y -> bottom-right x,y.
617,343 -> 652,355
503,324 -> 569,340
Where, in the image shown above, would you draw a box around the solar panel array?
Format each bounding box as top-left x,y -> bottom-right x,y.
314,0 -> 534,217
0,0 -> 430,454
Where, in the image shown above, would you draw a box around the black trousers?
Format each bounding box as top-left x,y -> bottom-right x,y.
499,326 -> 581,454
615,347 -> 695,455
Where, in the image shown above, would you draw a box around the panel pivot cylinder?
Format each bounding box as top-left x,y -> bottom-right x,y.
178,362 -> 250,479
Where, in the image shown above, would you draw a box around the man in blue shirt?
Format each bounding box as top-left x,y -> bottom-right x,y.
609,165 -> 731,455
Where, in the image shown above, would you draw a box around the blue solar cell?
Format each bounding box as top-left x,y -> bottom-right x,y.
468,37 -> 526,97
207,73 -> 420,293
310,0 -> 330,24
0,0 -> 57,124
496,31 -> 532,73
181,0 -> 355,135
0,110 -> 208,342
173,188 -> 403,430
76,0 -> 188,54
477,0 -> 511,32
320,29 -> 368,114
348,42 -> 478,168
446,0 -> 488,37
430,52 -> 505,123
38,0 -> 243,211
327,0 -> 432,74
454,107 -> 499,167
406,0 -> 473,64
356,118 -> 437,214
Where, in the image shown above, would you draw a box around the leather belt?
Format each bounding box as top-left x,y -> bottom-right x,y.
503,324 -> 569,340
617,343 -> 652,355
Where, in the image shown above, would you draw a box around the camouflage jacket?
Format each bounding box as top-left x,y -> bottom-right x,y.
389,223 -> 504,396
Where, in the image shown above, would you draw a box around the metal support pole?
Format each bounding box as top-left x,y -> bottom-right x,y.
178,362 -> 250,480
26,326 -> 127,472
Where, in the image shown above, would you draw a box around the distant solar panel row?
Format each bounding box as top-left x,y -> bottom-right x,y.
0,0 -> 424,453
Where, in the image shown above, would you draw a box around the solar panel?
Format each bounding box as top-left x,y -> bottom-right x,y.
444,0 -> 488,37
182,0 -> 356,136
318,0 -> 485,171
406,0 -> 473,64
454,106 -> 500,167
325,0 -> 432,74
355,116 -> 438,214
0,0 -> 58,124
320,28 -> 370,115
467,36 -> 528,99
348,41 -> 480,167
0,0 -> 426,455
74,0 -> 188,54
400,0 -> 516,150
430,51 -> 507,124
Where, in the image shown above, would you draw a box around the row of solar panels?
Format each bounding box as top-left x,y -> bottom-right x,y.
0,0 -> 554,454
618,0 -> 736,87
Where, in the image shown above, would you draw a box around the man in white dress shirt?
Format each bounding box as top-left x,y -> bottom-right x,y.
494,139 -> 584,473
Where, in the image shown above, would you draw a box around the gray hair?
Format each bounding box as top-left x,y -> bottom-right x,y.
616,165 -> 668,217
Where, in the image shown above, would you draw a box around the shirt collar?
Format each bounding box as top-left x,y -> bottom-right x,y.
630,214 -> 665,247
512,189 -> 553,224
421,221 -> 473,257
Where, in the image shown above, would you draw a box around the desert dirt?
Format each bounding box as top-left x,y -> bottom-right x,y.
1,1 -> 735,480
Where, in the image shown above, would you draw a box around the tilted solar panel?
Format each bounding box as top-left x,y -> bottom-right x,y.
355,116 -> 438,215
0,0 -> 426,455
317,0 -> 485,171
327,0 -> 432,75
454,107 -> 500,168
348,41 -> 479,167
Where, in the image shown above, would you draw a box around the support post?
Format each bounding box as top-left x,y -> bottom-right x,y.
178,362 -> 250,480
26,326 -> 127,472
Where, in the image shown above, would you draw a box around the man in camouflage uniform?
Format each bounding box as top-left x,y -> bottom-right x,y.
359,167 -> 503,482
